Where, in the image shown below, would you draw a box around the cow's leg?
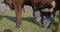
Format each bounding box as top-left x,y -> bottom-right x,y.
16,6 -> 22,28
12,0 -> 23,28
55,10 -> 60,32
56,21 -> 60,32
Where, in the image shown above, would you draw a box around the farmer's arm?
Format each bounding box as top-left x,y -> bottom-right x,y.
49,1 -> 55,12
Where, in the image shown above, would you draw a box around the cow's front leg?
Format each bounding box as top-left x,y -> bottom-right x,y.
12,0 -> 23,28
15,6 -> 22,28
16,6 -> 22,28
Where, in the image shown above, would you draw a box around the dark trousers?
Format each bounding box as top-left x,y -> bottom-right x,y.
32,7 -> 55,28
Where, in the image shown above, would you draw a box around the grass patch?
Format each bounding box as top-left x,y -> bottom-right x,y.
0,10 -> 59,32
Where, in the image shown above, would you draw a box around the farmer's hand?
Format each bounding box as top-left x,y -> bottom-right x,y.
49,8 -> 54,13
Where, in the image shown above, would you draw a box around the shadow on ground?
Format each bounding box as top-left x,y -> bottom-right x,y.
3,29 -> 12,32
0,15 -> 58,32
0,15 -> 58,26
0,15 -> 35,24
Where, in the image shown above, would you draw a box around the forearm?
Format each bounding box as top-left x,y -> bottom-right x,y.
49,1 -> 55,13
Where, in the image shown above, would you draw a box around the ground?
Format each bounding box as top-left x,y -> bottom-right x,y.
0,6 -> 59,32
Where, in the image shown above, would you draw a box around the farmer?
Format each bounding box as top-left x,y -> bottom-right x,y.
33,1 -> 56,28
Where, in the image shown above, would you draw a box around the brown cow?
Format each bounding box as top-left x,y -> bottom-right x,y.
4,0 -> 56,28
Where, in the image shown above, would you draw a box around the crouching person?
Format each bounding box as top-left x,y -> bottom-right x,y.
33,1 -> 56,28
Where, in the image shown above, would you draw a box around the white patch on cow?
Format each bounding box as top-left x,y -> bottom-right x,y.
51,1 -> 56,8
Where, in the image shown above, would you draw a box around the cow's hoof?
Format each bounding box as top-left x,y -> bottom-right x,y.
16,24 -> 21,28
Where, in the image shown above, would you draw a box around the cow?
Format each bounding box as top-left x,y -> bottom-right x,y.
4,0 -> 56,28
